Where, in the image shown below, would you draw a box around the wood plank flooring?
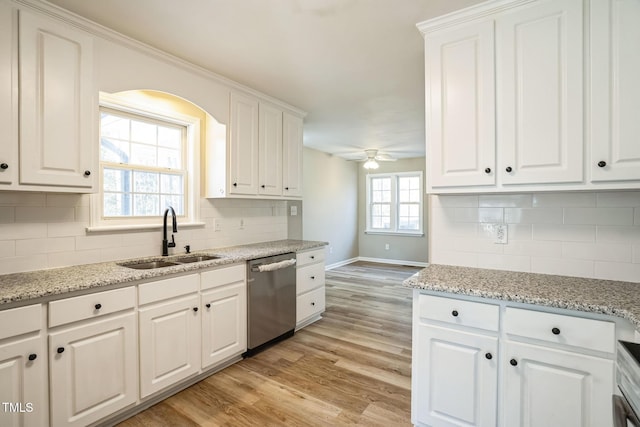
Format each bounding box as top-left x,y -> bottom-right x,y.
117,261 -> 421,427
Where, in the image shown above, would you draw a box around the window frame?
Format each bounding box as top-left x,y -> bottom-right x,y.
88,93 -> 202,232
365,171 -> 424,236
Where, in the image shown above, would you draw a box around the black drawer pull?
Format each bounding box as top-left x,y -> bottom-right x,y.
84,170 -> 91,176
597,161 -> 606,168
0,163 -> 8,170
193,307 -> 198,312
57,347 -> 65,354
510,358 -> 518,366
311,302 -> 315,306
206,303 -> 211,309
94,303 -> 102,310
451,310 -> 459,317
484,167 -> 491,174
552,327 -> 560,335
28,353 -> 37,361
485,352 -> 492,360
505,166 -> 513,173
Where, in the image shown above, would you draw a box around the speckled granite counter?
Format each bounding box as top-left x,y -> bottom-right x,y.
0,239 -> 327,308
404,264 -> 640,328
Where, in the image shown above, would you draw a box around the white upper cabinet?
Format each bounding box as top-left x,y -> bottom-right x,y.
282,112 -> 304,197
590,0 -> 640,182
425,19 -> 496,189
229,92 -> 259,195
18,8 -> 96,191
498,0 -> 584,185
258,102 -> 283,196
419,0 -> 640,193
0,2 -> 16,187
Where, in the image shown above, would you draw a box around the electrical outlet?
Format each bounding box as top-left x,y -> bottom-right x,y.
214,219 -> 221,232
385,243 -> 390,250
495,224 -> 508,244
290,205 -> 298,216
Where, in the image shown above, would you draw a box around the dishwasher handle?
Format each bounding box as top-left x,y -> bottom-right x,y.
251,258 -> 296,273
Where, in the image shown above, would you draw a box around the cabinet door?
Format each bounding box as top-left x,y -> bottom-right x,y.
18,9 -> 95,190
49,312 -> 137,427
0,336 -> 48,427
201,281 -> 247,368
258,103 -> 283,196
229,92 -> 259,195
503,341 -> 614,427
139,294 -> 200,398
282,112 -> 303,197
0,2 -> 16,187
413,324 -> 497,427
424,19 -> 496,189
590,0 -> 640,182
497,0 -> 584,185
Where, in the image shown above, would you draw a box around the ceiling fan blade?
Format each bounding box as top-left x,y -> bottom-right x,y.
375,154 -> 396,161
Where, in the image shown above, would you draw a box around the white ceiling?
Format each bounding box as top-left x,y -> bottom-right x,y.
46,0 -> 484,160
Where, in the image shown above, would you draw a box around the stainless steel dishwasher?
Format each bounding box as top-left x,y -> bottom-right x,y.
246,252 -> 297,355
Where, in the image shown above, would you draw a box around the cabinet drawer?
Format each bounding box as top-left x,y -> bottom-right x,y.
296,263 -> 325,295
296,248 -> 325,267
0,304 -> 42,340
201,264 -> 245,291
138,274 -> 199,306
418,294 -> 500,332
504,307 -> 615,353
49,287 -> 135,328
297,287 -> 325,323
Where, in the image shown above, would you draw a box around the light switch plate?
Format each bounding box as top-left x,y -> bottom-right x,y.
290,205 -> 298,216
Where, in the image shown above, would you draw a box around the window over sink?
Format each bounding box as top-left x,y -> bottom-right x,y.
89,90 -> 204,231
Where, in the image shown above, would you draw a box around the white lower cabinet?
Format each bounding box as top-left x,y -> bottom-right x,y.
295,248 -> 326,329
0,305 -> 47,427
412,291 -> 616,427
138,274 -> 201,398
503,340 -> 613,427
201,264 -> 247,369
414,324 -> 498,426
49,312 -> 137,427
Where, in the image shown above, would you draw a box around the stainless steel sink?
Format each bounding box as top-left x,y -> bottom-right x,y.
173,255 -> 220,263
120,260 -> 180,270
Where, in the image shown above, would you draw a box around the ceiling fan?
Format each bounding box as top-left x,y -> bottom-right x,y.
350,149 -> 397,169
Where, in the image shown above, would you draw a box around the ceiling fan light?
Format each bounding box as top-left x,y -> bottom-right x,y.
363,159 -> 379,169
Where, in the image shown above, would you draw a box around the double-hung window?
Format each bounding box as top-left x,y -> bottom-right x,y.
366,172 -> 423,235
90,92 -> 201,231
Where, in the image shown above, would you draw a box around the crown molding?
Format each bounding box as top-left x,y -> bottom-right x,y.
11,0 -> 307,117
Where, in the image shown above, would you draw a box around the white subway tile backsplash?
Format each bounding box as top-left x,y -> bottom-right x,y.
75,234 -> 123,251
0,241 -> 15,258
47,222 -> 87,238
533,193 -> 596,208
15,206 -> 75,223
15,237 -> 75,256
0,207 -> 14,223
46,194 -> 88,207
479,194 -> 532,208
504,208 -> 563,224
531,257 -> 594,278
48,250 -> 101,268
596,192 -> 640,207
594,262 -> 640,282
563,207 -> 634,226
0,192 -> 46,206
0,223 -> 47,240
431,191 -> 640,282
532,224 -> 596,242
561,242 -> 632,263
0,254 -> 48,275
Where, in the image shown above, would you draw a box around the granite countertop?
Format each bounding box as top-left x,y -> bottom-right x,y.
404,264 -> 640,328
0,239 -> 327,308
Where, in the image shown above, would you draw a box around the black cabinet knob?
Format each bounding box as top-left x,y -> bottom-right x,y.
451,310 -> 459,317
0,163 -> 8,170
232,182 -> 238,187
552,327 -> 560,335
311,302 -> 315,306
57,347 -> 65,354
484,167 -> 491,174
285,187 -> 289,190
311,276 -> 315,280
310,255 -> 315,259
261,185 -> 265,188
597,161 -> 607,168
94,303 -> 102,310
206,303 -> 211,308
510,358 -> 518,366
28,353 -> 37,361
505,166 -> 513,173
84,170 -> 91,176
193,307 -> 198,312
485,352 -> 492,360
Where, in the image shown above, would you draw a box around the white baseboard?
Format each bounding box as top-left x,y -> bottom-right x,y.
325,257 -> 359,270
325,256 -> 428,270
357,257 -> 428,268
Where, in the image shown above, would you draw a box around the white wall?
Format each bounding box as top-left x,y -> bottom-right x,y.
430,191 -> 640,282
303,148 -> 358,267
0,193 -> 287,275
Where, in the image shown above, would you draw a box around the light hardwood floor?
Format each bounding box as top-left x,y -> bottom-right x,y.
118,261 -> 421,426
